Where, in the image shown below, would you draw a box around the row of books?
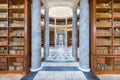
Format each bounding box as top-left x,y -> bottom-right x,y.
96,3 -> 120,9
0,4 -> 24,9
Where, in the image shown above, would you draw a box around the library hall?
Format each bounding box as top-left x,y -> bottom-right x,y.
0,0 -> 120,80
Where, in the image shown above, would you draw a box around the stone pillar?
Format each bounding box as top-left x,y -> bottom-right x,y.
54,18 -> 57,47
54,27 -> 57,47
79,0 -> 90,72
44,6 -> 49,58
65,18 -> 68,47
72,6 -> 77,58
31,0 -> 41,72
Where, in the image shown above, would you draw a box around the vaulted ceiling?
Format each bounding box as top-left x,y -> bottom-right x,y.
41,0 -> 80,8
40,0 -> 80,28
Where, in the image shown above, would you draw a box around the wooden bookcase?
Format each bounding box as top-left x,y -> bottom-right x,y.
0,0 -> 31,74
91,0 -> 120,74
67,30 -> 72,47
41,30 -> 44,47
67,30 -> 79,47
41,30 -> 54,47
49,31 -> 54,46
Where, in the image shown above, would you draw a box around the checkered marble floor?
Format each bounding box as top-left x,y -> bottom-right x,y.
46,45 -> 75,62
33,45 -> 88,80
22,45 -> 99,80
42,45 -> 78,66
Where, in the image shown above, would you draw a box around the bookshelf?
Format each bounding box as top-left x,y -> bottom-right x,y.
41,30 -> 44,47
0,0 -> 31,74
41,30 -> 54,47
67,30 -> 72,47
49,31 -> 54,46
91,0 -> 120,74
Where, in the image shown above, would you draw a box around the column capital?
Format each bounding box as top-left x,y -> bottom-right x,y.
43,0 -> 50,10
72,6 -> 77,14
72,2 -> 78,10
44,6 -> 49,12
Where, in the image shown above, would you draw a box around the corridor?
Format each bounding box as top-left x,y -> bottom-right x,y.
22,45 -> 99,80
41,45 -> 79,71
34,45 -> 86,80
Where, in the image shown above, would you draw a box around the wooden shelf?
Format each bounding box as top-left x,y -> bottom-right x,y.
8,8 -> 24,13
96,45 -> 111,47
95,71 -> 120,74
93,54 -> 120,57
0,71 -> 26,74
9,36 -> 24,38
0,0 -> 31,74
114,26 -> 120,28
0,36 -> 8,38
96,26 -> 112,28
0,8 -> 8,12
97,17 -> 112,20
7,55 -> 25,57
114,45 -> 120,47
95,55 -> 113,56
8,26 -> 24,28
9,45 -> 24,47
8,17 -> 24,20
96,8 -> 111,12
114,18 -> 120,20
114,36 -> 120,38
114,8 -> 120,12
94,55 -> 114,57
0,18 -> 7,21
0,54 -> 7,56
96,36 -> 112,38
91,0 -> 120,74
0,27 -> 8,28
0,45 -> 8,46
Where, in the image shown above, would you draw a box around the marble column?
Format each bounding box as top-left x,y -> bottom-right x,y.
65,18 -> 68,47
79,0 -> 90,72
54,27 -> 57,47
72,6 -> 77,58
54,18 -> 57,47
44,7 -> 49,58
65,27 -> 67,47
31,0 -> 41,72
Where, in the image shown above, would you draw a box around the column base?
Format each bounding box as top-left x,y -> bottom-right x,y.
73,57 -> 79,61
79,66 -> 90,72
30,67 -> 42,72
42,57 -> 47,61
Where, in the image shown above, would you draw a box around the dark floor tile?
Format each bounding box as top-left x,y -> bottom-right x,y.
21,72 -> 38,80
83,72 -> 100,80
40,66 -> 80,71
44,60 -> 77,63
